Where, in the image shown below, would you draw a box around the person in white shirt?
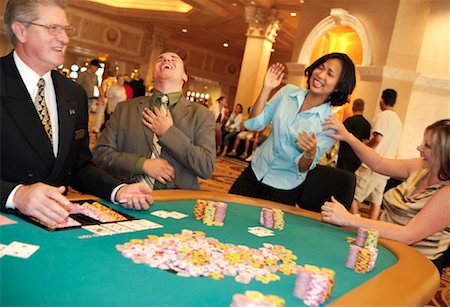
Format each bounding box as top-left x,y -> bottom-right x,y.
350,89 -> 403,219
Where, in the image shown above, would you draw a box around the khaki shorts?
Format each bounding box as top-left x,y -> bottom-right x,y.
353,166 -> 388,206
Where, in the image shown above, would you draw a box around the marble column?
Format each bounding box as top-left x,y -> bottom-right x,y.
142,29 -> 166,91
234,6 -> 281,110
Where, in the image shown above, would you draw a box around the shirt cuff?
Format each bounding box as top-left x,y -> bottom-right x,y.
110,184 -> 126,204
5,185 -> 22,209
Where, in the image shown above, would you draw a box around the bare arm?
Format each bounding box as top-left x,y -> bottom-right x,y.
250,63 -> 285,118
322,185 -> 450,245
365,133 -> 382,148
323,116 -> 420,180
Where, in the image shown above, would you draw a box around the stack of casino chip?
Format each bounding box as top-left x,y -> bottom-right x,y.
260,208 -> 284,230
293,265 -> 335,306
346,227 -> 379,273
230,290 -> 285,307
193,199 -> 207,220
193,200 -> 228,226
70,202 -> 127,222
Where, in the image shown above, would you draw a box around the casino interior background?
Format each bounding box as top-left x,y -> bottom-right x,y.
0,0 -> 448,155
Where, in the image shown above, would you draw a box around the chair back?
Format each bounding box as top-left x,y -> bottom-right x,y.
298,165 -> 356,212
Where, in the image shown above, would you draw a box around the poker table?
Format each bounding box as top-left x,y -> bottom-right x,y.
1,190 -> 439,306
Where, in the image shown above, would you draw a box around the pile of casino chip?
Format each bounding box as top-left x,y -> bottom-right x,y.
293,265 -> 335,307
193,200 -> 227,226
346,227 -> 379,273
231,290 -> 285,307
71,201 -> 127,222
116,229 -> 298,284
260,208 -> 284,230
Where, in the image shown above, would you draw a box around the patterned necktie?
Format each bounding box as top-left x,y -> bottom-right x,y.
34,78 -> 53,144
139,94 -> 169,190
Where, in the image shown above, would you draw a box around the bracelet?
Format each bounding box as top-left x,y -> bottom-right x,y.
302,152 -> 314,160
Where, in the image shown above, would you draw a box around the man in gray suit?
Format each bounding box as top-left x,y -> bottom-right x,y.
93,51 -> 215,190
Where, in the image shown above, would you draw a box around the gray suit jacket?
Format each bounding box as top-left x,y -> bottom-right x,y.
92,96 -> 215,189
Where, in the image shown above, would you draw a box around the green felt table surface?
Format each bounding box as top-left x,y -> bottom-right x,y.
1,198 -> 397,306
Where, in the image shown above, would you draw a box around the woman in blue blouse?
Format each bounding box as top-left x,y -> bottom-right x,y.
229,53 -> 356,207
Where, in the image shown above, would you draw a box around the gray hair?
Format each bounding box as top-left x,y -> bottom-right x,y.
3,0 -> 66,44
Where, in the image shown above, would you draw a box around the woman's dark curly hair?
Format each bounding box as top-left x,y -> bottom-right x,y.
304,53 -> 356,106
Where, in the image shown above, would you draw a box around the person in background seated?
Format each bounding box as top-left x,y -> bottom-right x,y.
220,104 -> 243,157
229,53 -> 356,207
322,118 -> 449,273
92,50 -> 215,190
1,0 -> 152,226
336,98 -> 371,173
242,123 -> 272,162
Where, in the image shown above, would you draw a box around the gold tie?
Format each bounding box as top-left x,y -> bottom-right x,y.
34,78 -> 53,144
139,94 -> 169,190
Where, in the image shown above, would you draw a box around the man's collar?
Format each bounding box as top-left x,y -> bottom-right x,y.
151,90 -> 182,108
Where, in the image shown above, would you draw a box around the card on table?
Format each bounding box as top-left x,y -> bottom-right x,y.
82,225 -> 116,236
168,211 -> 188,219
0,214 -> 17,226
248,226 -> 275,237
101,222 -> 134,234
3,241 -> 40,259
133,219 -> 163,229
0,244 -> 7,258
150,210 -> 171,219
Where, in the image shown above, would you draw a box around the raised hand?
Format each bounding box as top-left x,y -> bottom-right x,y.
264,63 -> 285,90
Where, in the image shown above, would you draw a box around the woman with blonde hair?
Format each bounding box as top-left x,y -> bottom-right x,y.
322,118 -> 450,272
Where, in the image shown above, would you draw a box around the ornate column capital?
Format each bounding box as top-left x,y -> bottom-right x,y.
149,29 -> 166,49
244,6 -> 282,43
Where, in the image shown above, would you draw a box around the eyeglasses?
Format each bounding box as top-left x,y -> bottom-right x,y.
25,22 -> 76,37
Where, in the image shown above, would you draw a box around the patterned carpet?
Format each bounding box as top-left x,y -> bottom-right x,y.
89,114 -> 448,306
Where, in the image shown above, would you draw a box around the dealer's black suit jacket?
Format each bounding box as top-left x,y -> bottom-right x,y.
0,51 -> 121,209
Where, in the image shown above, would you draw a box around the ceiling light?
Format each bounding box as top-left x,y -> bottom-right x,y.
271,48 -> 275,53
223,41 -> 229,48
290,12 -> 297,17
182,28 -> 188,33
87,0 -> 192,13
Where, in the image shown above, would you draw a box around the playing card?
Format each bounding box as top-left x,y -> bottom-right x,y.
117,220 -> 151,231
168,211 -> 188,219
101,222 -> 134,234
0,244 -> 7,258
248,227 -> 274,237
0,214 -> 17,226
3,241 -> 40,259
150,210 -> 171,219
133,219 -> 163,229
82,225 -> 115,236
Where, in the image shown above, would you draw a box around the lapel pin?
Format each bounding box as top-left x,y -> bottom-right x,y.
69,109 -> 76,115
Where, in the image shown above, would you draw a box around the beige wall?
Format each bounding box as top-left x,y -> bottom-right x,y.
288,0 -> 449,159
